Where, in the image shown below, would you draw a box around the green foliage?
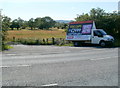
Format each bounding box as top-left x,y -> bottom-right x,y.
2,16 -> 58,31
75,8 -> 106,21
22,21 -> 28,29
43,16 -> 56,29
10,19 -> 20,30
2,44 -> 13,50
2,16 -> 11,31
28,18 -> 35,30
75,13 -> 91,21
11,37 -> 71,46
10,17 -> 25,30
1,16 -> 12,50
55,22 -> 68,29
57,43 -> 73,46
90,8 -> 106,19
114,39 -> 120,47
35,16 -> 56,30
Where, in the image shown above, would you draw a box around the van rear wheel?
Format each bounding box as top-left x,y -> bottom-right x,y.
73,42 -> 79,47
100,41 -> 106,47
73,42 -> 82,47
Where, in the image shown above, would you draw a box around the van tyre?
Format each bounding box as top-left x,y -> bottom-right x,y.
100,41 -> 106,47
73,42 -> 78,47
73,42 -> 82,47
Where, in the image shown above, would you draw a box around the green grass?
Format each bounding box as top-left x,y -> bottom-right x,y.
57,43 -> 74,46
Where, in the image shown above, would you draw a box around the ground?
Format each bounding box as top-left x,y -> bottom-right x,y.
1,45 -> 118,86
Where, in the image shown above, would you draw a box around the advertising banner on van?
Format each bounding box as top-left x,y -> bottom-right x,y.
66,21 -> 96,40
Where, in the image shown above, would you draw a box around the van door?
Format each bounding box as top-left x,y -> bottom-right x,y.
92,30 -> 103,44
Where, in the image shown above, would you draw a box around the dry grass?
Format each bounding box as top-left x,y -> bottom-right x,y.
7,29 -> 66,40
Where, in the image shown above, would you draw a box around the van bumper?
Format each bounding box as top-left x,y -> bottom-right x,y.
105,40 -> 114,46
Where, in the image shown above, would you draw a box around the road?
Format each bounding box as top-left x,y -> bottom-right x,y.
1,45 -> 118,86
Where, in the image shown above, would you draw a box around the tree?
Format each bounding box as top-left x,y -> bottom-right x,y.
22,20 -> 28,29
43,16 -> 56,29
75,13 -> 91,21
1,16 -> 11,50
17,17 -> 24,29
28,18 -> 35,30
75,8 -> 106,22
10,19 -> 20,30
10,17 -> 25,30
35,16 -> 56,30
90,8 -> 106,19
2,16 -> 11,31
35,17 -> 43,29
55,22 -> 68,29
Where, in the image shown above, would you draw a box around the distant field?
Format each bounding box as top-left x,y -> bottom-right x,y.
7,29 -> 66,40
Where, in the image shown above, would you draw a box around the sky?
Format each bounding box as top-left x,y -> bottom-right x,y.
0,0 -> 119,21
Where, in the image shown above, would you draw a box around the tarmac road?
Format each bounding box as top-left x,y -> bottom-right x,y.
1,45 -> 118,86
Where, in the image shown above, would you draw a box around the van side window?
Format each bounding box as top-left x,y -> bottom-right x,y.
94,30 -> 102,37
94,31 -> 98,36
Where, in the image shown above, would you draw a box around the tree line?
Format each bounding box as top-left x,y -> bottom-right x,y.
2,16 -> 68,31
2,8 -> 120,36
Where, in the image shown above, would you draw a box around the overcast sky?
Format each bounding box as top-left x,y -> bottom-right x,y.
0,0 -> 119,20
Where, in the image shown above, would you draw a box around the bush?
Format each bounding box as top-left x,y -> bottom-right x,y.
114,39 -> 120,47
2,44 -> 13,50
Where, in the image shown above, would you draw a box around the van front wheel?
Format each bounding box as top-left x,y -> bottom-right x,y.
100,41 -> 106,47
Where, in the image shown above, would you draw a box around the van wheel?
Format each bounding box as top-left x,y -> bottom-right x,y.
100,41 -> 106,47
73,42 -> 82,47
73,42 -> 78,46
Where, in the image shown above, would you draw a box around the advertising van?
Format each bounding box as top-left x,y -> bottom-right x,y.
66,21 -> 114,47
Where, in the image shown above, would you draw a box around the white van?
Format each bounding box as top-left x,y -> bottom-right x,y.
66,21 -> 114,47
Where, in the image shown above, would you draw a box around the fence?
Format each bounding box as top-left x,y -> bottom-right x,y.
9,37 -> 72,45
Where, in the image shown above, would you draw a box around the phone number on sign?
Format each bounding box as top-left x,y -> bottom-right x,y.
67,36 -> 74,39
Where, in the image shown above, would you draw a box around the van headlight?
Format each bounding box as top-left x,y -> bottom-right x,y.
107,38 -> 111,41
107,38 -> 114,41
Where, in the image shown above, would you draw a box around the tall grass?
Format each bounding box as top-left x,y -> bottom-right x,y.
5,29 -> 71,46
9,37 -> 71,46
7,30 -> 66,41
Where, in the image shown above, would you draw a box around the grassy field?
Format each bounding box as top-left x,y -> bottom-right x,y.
6,29 -> 119,47
7,29 -> 66,40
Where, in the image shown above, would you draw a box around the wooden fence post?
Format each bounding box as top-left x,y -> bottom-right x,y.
46,38 -> 48,44
43,39 -> 45,44
13,37 -> 15,42
52,37 -> 55,45
36,39 -> 39,45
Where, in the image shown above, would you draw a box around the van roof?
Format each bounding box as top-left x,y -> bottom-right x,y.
69,20 -> 94,24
